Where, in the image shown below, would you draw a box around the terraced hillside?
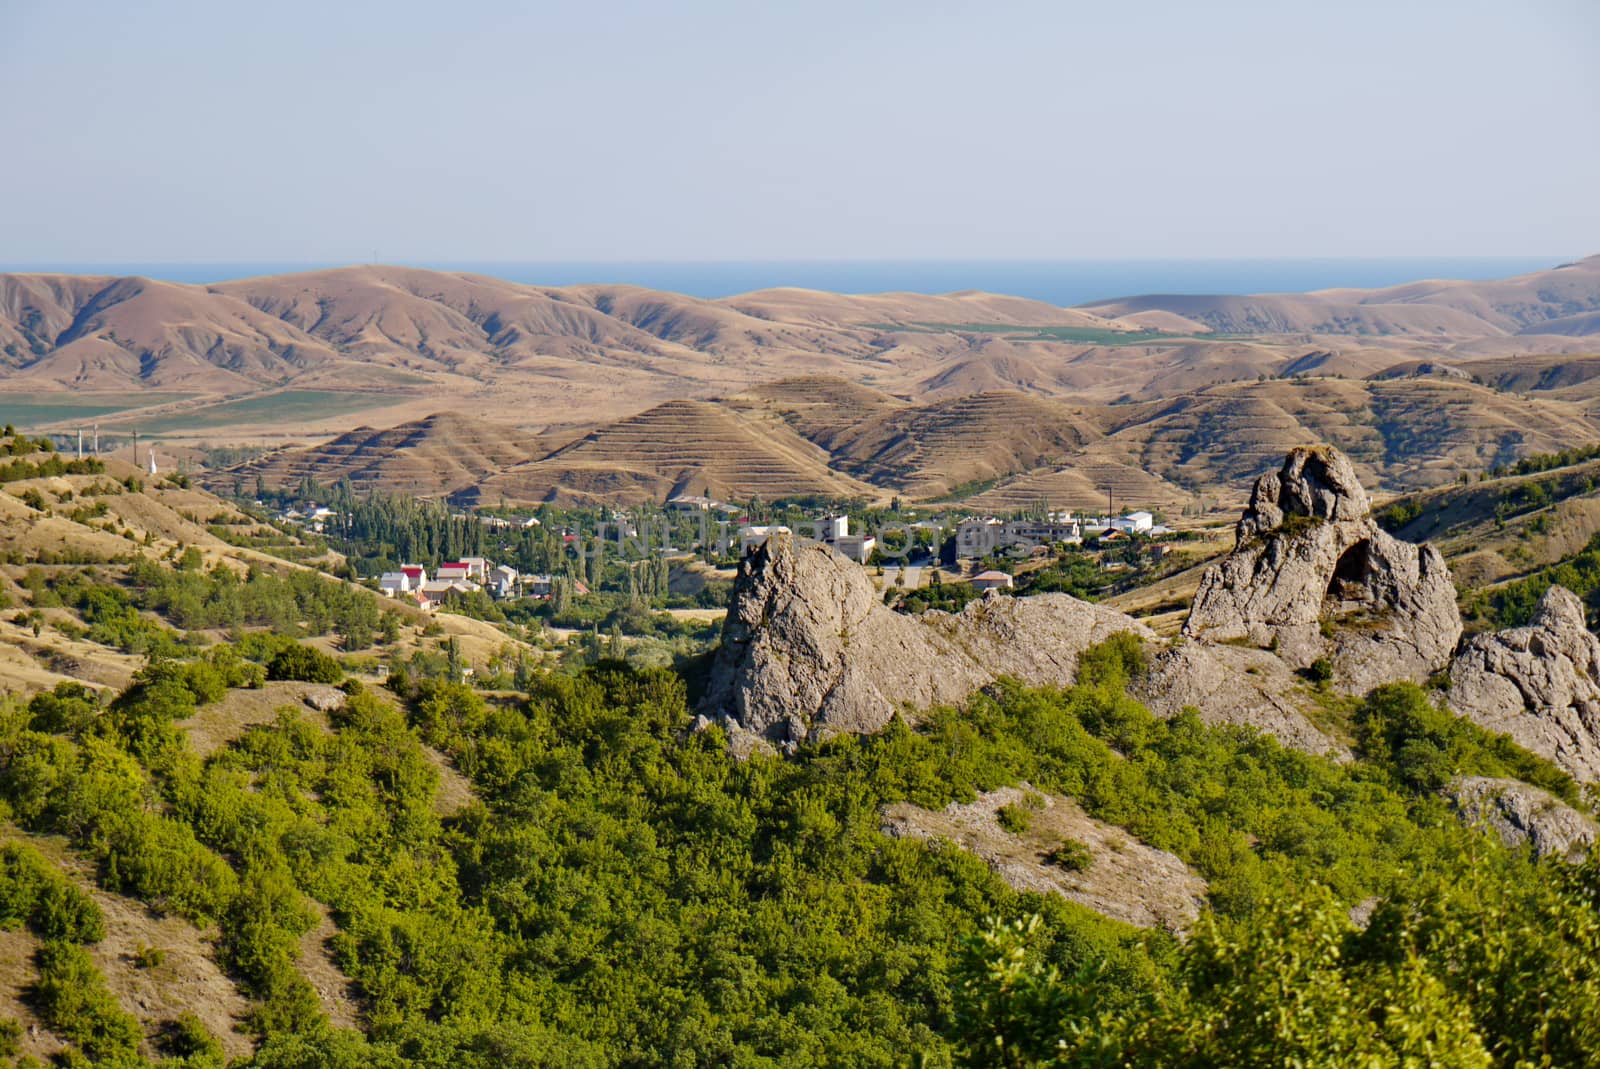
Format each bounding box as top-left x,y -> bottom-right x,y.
811,391 -> 1106,498
471,399 -> 884,506
9,258 -> 1600,444
1101,377 -> 1600,493
234,411 -> 547,498
1374,454 -> 1600,589
962,460 -> 1199,515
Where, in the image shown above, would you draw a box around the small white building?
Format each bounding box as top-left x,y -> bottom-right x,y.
831,533 -> 877,564
379,572 -> 411,597
1113,511 -> 1155,534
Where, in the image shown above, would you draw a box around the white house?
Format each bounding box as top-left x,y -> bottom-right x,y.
831,533 -> 876,563
489,564 -> 518,598
1114,511 -> 1155,534
816,515 -> 876,563
379,572 -> 411,597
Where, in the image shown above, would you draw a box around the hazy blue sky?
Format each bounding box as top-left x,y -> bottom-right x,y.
1,0 -> 1596,262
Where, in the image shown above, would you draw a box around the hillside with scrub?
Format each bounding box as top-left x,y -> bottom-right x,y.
0,432 -> 1598,1065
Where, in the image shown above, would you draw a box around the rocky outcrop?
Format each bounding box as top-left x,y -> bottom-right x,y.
1183,447 -> 1462,693
699,533 -> 1152,749
1449,775 -> 1598,861
881,785 -> 1206,931
1138,642 -> 1344,757
1448,586 -> 1600,782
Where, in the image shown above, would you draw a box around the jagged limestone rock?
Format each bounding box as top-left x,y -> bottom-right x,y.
699,533 -> 1152,750
1449,775 -> 1597,860
1183,446 -> 1461,693
1138,641 -> 1344,757
1448,585 -> 1600,783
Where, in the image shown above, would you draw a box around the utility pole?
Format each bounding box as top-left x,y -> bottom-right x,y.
76,429 -> 83,460
133,430 -> 140,469
92,423 -> 99,456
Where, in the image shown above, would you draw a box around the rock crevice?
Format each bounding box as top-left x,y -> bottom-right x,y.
1183,446 -> 1462,693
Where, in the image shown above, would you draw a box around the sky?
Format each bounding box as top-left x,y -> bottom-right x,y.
1,0 -> 1596,263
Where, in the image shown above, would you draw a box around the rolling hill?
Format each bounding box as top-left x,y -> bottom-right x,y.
1078,255 -> 1600,337
5,257 -> 1600,446
233,412 -> 550,498
469,399 -> 885,506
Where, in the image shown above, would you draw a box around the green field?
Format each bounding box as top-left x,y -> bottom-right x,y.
135,390 -> 390,433
0,392 -> 196,429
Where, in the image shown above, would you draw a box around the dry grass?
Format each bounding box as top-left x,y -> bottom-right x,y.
882,785 -> 1205,932
0,829 -> 254,1062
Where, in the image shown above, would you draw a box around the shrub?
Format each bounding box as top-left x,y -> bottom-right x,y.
266,644 -> 343,684
33,940 -> 144,1062
996,803 -> 1032,834
1045,838 -> 1094,872
1076,631 -> 1149,690
0,843 -> 105,944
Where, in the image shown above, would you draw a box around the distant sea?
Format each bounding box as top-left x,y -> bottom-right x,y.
0,257 -> 1569,307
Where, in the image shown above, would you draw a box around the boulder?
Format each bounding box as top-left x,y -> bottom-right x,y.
1448,585 -> 1600,782
1183,446 -> 1461,693
1449,775 -> 1597,860
699,533 -> 1151,750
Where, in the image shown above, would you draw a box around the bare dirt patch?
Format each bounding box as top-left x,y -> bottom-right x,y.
883,785 -> 1205,932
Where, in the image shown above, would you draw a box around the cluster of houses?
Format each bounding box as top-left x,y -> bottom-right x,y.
378,557 -> 588,612
737,514 -> 878,563
276,505 -> 339,534
954,510 -> 1162,558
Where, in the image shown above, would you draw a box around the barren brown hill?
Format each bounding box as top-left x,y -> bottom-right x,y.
0,274 -> 337,391
1098,377 -> 1600,493
1079,255 -> 1600,337
6,258 -> 1600,446
719,287 -> 1131,329
726,376 -> 909,436
471,399 -> 884,506
235,411 -> 548,498
807,391 -> 1106,498
962,460 -> 1198,515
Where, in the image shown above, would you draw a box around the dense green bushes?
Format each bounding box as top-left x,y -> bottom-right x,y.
34,940 -> 146,1064
1469,530 -> 1600,628
955,848 -> 1600,1067
0,629 -> 1591,1065
266,644 -> 343,683
1355,682 -> 1580,804
0,843 -> 105,943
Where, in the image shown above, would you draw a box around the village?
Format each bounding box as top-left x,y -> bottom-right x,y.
284,490 -> 1183,614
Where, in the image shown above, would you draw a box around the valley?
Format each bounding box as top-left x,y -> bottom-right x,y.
5,259 -> 1600,1067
